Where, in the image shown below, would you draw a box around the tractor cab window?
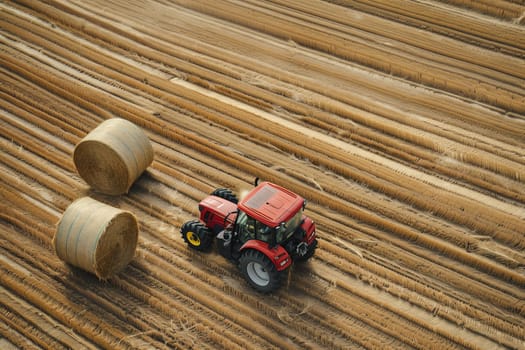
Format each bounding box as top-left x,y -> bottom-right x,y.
256,223 -> 273,243
276,209 -> 303,243
236,211 -> 255,243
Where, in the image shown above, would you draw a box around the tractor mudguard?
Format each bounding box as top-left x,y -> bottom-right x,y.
300,216 -> 316,245
240,240 -> 292,271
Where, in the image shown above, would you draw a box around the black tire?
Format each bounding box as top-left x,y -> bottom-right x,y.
239,249 -> 282,293
295,240 -> 318,262
211,188 -> 238,204
181,220 -> 213,251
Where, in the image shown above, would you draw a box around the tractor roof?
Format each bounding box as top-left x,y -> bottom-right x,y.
238,181 -> 304,227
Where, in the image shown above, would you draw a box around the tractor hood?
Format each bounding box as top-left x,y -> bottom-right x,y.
199,196 -> 238,222
238,182 -> 304,228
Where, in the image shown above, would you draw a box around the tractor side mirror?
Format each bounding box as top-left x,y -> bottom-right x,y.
224,211 -> 236,228
254,177 -> 260,186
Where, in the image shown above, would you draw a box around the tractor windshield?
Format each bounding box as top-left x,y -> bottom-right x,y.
236,208 -> 304,245
276,209 -> 303,243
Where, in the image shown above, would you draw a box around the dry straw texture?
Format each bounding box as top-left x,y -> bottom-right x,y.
53,197 -> 138,279
74,118 -> 154,195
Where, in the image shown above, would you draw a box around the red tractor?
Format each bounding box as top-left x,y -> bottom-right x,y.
181,179 -> 317,293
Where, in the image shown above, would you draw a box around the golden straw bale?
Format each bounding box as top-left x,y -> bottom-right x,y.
74,118 -> 153,195
53,197 -> 138,279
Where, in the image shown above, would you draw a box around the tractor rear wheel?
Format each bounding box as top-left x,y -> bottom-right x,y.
295,240 -> 318,262
211,188 -> 238,204
181,220 -> 213,251
239,249 -> 282,293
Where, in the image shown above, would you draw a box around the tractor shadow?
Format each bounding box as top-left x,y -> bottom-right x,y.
282,259 -> 318,293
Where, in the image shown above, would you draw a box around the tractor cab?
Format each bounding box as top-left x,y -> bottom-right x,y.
234,182 -> 305,245
219,182 -> 316,266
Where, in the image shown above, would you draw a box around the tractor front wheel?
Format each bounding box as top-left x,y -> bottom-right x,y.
211,188 -> 238,204
239,249 -> 282,293
181,220 -> 213,251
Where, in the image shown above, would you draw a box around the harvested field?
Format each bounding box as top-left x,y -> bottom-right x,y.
1,0 -> 524,349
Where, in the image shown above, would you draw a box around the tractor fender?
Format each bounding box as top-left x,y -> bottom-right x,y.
301,216 -> 317,245
240,240 -> 292,271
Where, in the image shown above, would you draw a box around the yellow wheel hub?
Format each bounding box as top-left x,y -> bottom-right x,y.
186,231 -> 201,246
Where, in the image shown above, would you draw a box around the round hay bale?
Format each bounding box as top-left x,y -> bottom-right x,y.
53,197 -> 138,279
73,118 -> 154,195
